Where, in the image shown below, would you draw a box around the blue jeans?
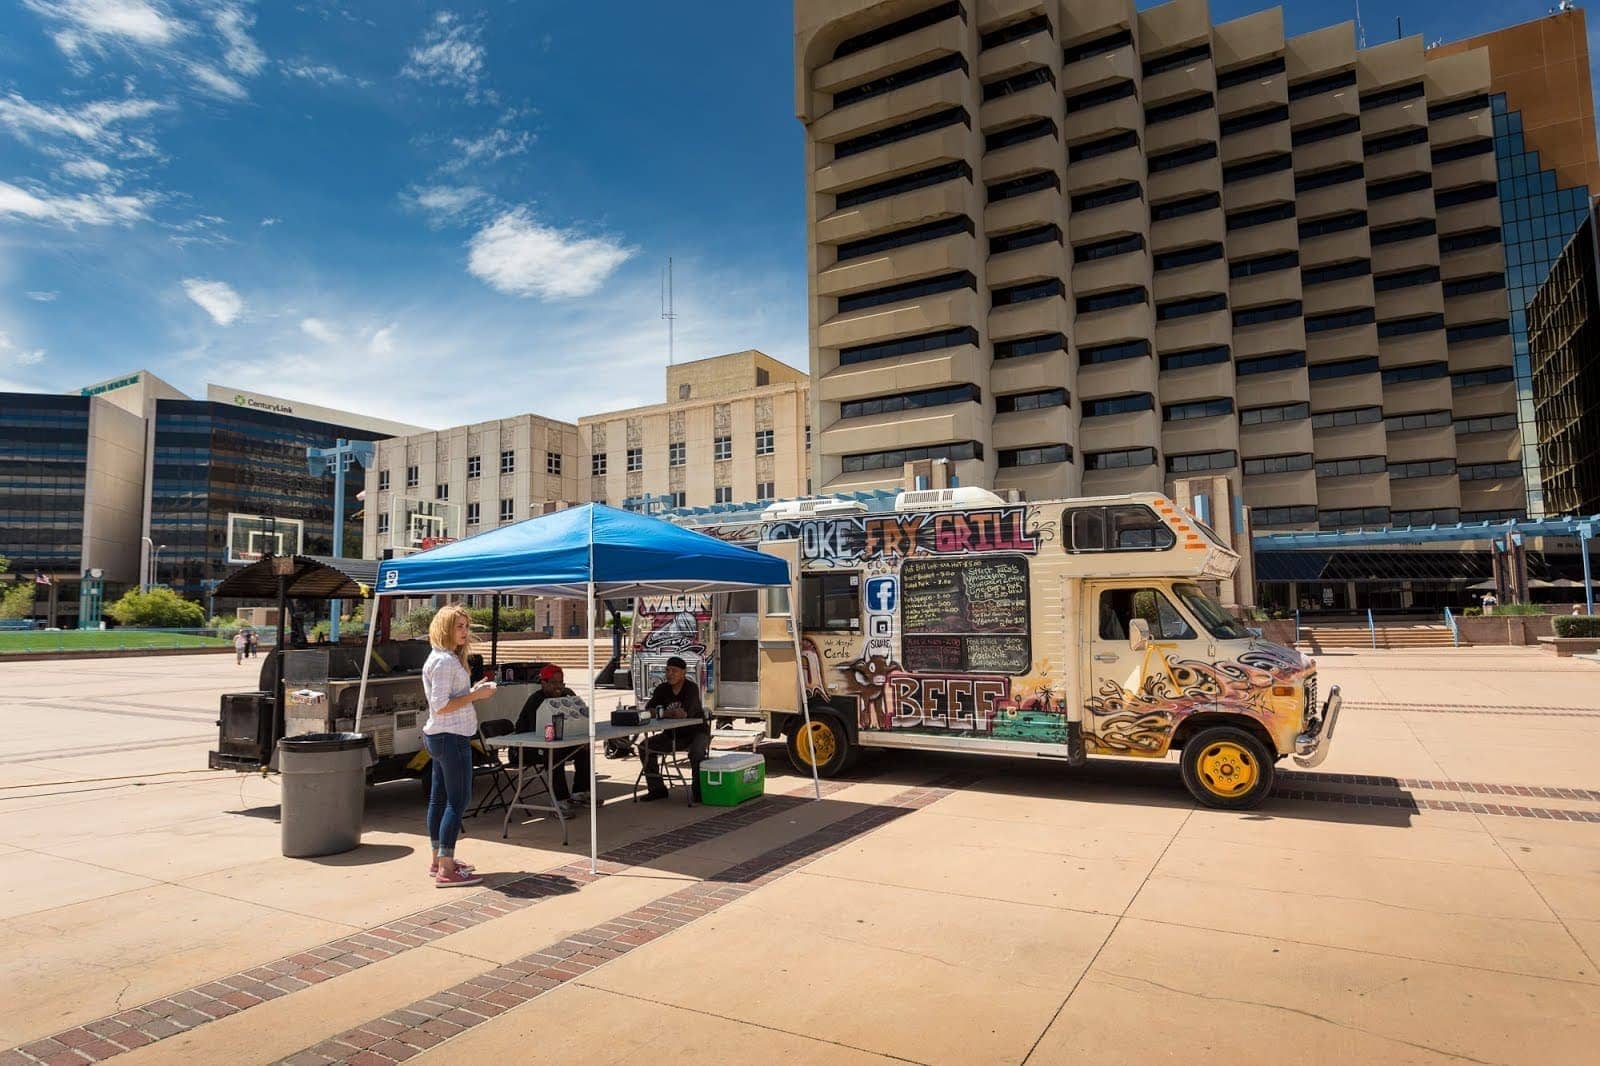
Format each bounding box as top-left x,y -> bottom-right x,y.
424,732 -> 474,858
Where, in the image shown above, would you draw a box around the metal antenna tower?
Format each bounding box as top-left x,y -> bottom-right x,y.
661,257 -> 677,366
1355,0 -> 1367,47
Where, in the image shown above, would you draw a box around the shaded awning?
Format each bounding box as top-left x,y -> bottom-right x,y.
1255,549 -> 1575,584
212,555 -> 379,601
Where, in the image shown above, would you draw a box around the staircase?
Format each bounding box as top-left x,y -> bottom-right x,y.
1297,624 -> 1459,652
487,637 -> 627,671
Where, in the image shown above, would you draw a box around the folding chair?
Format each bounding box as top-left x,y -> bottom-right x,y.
466,718 -> 518,817
633,729 -> 694,802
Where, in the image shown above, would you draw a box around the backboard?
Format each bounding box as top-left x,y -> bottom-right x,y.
392,497 -> 464,550
226,513 -> 306,564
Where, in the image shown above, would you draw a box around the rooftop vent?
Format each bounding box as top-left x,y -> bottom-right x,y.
760,497 -> 871,521
894,486 -> 1008,512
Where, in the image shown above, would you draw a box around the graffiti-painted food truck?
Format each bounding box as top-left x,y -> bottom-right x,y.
661,488 -> 1340,810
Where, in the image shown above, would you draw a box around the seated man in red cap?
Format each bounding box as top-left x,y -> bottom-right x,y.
515,664 -> 592,811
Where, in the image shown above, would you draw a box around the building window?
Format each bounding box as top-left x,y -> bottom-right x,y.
1240,402 -> 1310,426
1220,104 -> 1288,137
668,491 -> 686,508
1231,251 -> 1299,278
377,513 -> 390,534
1315,456 -> 1386,478
1381,362 -> 1448,385
1459,461 -> 1523,482
1163,398 -> 1233,422
1386,410 -> 1453,432
1062,28 -> 1131,65
841,441 -> 982,473
1301,259 -> 1371,286
1167,450 -> 1237,474
1243,453 -> 1315,475
626,448 -> 643,472
1159,345 -> 1230,372
984,118 -> 1057,153
1151,192 -> 1219,222
592,453 -> 607,476
465,455 -> 481,480
1310,406 -> 1382,429
1233,301 -> 1302,328
669,442 -> 686,467
1083,447 -> 1158,471
839,326 -> 978,367
802,572 -> 860,631
1392,507 -> 1461,526
466,502 -> 480,526
1451,366 -> 1514,389
405,465 -> 418,488
435,483 -> 449,500
838,52 -> 969,108
1082,393 -> 1154,418
1296,163 -> 1364,193
1153,243 -> 1225,272
1066,79 -> 1136,114
805,425 -> 812,449
995,278 -> 1065,306
1299,211 -> 1368,239
1225,202 -> 1296,231
842,384 -> 980,419
835,106 -> 970,160
1142,42 -> 1210,77
757,481 -> 775,501
715,486 -> 733,504
378,470 -> 390,491
1288,69 -> 1356,101
1073,233 -> 1144,263
1236,351 -> 1306,376
1068,130 -> 1139,163
995,333 -> 1067,360
986,170 -> 1058,203
1149,141 -> 1219,174
990,223 -> 1062,255
998,444 -> 1072,467
1454,413 -> 1517,435
838,271 -> 976,314
1144,91 -> 1214,126
679,384 -> 691,400
1069,182 -> 1141,213
499,498 -> 514,522
982,13 -> 1051,51
1389,459 -> 1457,480
1253,505 -> 1318,527
1156,293 -> 1227,321
713,436 -> 732,461
1305,308 -> 1376,333
843,216 -> 975,261
995,388 -> 1068,413
1308,357 -> 1379,381
500,450 -> 515,474
1081,339 -> 1150,365
546,452 -> 561,476
1320,506 -> 1391,527
839,161 -> 972,210
1076,287 -> 1146,314
755,430 -> 774,455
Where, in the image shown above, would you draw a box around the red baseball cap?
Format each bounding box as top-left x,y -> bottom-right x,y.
538,664 -> 563,681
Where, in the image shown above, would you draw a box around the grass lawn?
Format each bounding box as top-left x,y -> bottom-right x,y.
0,630 -> 232,653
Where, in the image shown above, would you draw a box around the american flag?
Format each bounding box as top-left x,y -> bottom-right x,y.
33,573 -> 51,586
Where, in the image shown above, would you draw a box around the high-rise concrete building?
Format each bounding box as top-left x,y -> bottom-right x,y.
1528,199 -> 1600,518
580,351 -> 811,510
795,0 -> 1591,535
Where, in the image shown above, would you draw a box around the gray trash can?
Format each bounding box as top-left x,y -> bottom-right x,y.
278,732 -> 374,858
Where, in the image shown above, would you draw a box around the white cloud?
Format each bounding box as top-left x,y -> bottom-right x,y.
25,291 -> 59,301
466,208 -> 633,300
60,157 -> 114,181
403,183 -> 485,222
300,316 -> 337,343
280,59 -> 368,88
402,11 -> 485,98
209,1 -> 263,75
186,60 -> 247,99
259,216 -> 279,227
0,179 -> 150,225
22,0 -> 184,52
369,324 -> 396,354
444,127 -> 532,172
182,277 -> 242,324
0,92 -> 165,148
15,348 -> 47,366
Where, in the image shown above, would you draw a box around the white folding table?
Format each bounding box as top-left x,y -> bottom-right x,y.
488,718 -> 704,846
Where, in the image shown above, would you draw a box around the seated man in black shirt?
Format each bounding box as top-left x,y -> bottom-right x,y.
514,664 -> 592,810
639,656 -> 709,802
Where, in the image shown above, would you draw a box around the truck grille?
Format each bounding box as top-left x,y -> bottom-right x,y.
1305,676 -> 1318,722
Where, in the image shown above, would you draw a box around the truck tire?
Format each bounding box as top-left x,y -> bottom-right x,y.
1180,725 -> 1275,810
785,709 -> 853,777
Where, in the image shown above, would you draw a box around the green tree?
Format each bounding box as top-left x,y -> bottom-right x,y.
0,580 -> 35,620
106,586 -> 205,628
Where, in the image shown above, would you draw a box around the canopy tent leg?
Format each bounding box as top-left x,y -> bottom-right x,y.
792,612 -> 821,801
490,597 -> 500,669
353,597 -> 380,736
587,581 -> 599,875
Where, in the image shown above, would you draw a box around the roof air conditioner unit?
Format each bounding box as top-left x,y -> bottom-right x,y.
894,487 -> 1007,512
760,497 -> 870,521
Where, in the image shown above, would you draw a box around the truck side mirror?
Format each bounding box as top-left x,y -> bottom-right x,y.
1128,617 -> 1151,652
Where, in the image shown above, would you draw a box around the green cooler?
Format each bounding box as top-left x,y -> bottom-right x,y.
699,753 -> 765,806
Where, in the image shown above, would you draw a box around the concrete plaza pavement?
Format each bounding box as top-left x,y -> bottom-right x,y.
0,647 -> 1597,1065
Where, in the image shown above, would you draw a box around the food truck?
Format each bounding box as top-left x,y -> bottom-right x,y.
657,488 -> 1340,810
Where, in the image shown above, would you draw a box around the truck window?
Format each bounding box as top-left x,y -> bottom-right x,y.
1065,505 -> 1175,552
802,573 -> 859,631
1098,588 -> 1195,641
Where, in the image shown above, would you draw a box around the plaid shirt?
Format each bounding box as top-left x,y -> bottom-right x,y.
422,649 -> 478,737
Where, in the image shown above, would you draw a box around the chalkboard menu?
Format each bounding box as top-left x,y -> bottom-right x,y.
901,556 -> 1031,674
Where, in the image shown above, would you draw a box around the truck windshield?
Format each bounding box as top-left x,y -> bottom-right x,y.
1174,583 -> 1254,640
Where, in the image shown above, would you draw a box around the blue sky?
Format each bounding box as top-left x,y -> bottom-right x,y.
0,1 -> 1586,427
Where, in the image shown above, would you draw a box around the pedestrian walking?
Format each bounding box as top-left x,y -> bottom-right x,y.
246,628 -> 259,658
233,629 -> 247,665
421,604 -> 497,887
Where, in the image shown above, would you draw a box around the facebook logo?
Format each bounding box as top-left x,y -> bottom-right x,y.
864,577 -> 897,614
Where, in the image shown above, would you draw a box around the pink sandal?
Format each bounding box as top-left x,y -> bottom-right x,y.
429,859 -> 474,877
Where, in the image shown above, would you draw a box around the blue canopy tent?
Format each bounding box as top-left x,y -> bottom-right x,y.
354,503 -> 814,872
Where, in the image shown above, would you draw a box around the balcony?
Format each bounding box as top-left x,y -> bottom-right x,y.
1075,302 -> 1154,350
1064,92 -> 1140,144
1235,365 -> 1311,408
1458,478 -> 1526,514
1291,133 -> 1361,174
1388,477 -> 1462,512
987,240 -> 1068,289
1301,275 -> 1372,316
1315,471 -> 1390,510
1079,408 -> 1160,452
978,31 -> 1059,82
1063,142 -> 1143,194
992,404 -> 1073,451
1359,99 -> 1426,139
1295,177 -> 1365,222
1443,289 -> 1510,328
1381,376 -> 1452,416
990,347 -> 1070,394
1162,414 -> 1238,457
1304,320 -> 1377,363
1433,151 -> 1497,191
1447,332 -> 1514,373
1158,357 -> 1233,402
1082,464 -> 1163,495
1375,327 -> 1446,369
1150,206 -> 1226,253
817,344 -> 986,409
1065,194 -> 1144,244
1231,314 -> 1305,359
1288,86 -> 1358,128
1229,268 -> 1300,310
817,179 -> 975,246
1439,243 -> 1507,282
1455,428 -> 1521,466
985,134 -> 1062,182
1223,166 -> 1295,214
990,293 -> 1071,342
1367,188 -> 1435,231
1218,71 -> 1288,118
817,287 -> 979,350
821,403 -> 989,460
1144,111 -> 1220,157
1154,308 -> 1230,354
1427,109 -> 1491,148
980,82 -> 1059,134
983,185 -> 1065,235
996,460 -> 1078,500
1308,373 -> 1382,412
1364,141 -> 1431,183
1060,42 -> 1137,96
812,19 -> 966,95
1220,123 -> 1290,166
815,126 -> 972,197
1148,154 -> 1224,204
1369,233 -> 1439,273
1224,216 -> 1297,261
1373,283 -> 1443,323
1445,380 -> 1515,420
813,71 -> 971,144
817,233 -> 978,297
1074,251 -> 1151,296
1143,59 -> 1216,106
1078,354 -> 1156,400
1152,257 -> 1229,302
1241,469 -> 1316,508
1238,417 -> 1314,457
1310,420 -> 1386,460
1385,424 -> 1457,464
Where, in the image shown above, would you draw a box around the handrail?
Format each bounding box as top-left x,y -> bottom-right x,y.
1367,607 -> 1377,649
1443,606 -> 1460,647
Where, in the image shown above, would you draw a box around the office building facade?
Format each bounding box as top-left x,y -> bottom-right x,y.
1528,202 -> 1600,517
795,0 -> 1586,536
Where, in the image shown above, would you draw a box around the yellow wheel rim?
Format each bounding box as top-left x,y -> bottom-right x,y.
1196,741 -> 1259,797
796,721 -> 836,767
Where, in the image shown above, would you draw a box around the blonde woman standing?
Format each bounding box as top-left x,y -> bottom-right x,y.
422,604 -> 497,886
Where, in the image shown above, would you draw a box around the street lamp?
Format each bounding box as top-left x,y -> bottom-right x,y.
152,545 -> 167,589
140,536 -> 154,593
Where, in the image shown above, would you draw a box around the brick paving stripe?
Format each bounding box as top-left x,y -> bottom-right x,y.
273,778 -> 976,1064
2,776 -> 874,1064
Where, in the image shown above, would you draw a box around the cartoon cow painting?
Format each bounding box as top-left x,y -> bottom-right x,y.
836,653 -> 900,730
